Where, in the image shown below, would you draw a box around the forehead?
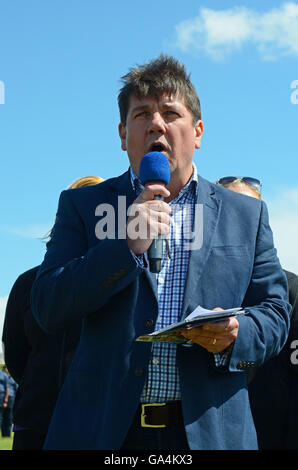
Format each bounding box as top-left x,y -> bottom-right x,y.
127,93 -> 187,112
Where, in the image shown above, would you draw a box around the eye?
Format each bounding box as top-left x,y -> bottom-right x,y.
164,110 -> 179,117
134,111 -> 149,119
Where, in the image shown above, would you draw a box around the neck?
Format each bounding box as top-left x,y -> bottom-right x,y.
165,167 -> 194,202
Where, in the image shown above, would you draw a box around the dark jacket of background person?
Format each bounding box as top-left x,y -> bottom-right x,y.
2,266 -> 82,439
248,269 -> 298,449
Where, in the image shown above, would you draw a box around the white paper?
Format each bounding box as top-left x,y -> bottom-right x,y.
184,305 -> 242,322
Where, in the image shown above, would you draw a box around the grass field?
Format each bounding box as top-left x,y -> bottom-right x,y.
0,435 -> 13,450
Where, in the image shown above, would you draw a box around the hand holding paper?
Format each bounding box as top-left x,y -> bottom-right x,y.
182,308 -> 240,353
135,305 -> 244,345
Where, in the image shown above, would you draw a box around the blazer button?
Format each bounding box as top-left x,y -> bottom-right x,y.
145,318 -> 154,328
135,368 -> 144,377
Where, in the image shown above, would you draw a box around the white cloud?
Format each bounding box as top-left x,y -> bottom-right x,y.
175,2 -> 298,61
0,223 -> 51,239
266,188 -> 298,274
0,296 -> 8,359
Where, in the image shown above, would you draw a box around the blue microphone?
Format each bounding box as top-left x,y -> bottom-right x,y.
139,152 -> 171,273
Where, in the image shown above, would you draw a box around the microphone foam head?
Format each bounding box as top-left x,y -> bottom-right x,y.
139,152 -> 171,186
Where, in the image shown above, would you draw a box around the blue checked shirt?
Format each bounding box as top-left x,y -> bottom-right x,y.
130,165 -> 229,403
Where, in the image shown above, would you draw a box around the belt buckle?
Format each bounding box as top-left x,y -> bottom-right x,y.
141,403 -> 167,428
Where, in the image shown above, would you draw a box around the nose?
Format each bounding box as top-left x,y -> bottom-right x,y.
148,112 -> 166,134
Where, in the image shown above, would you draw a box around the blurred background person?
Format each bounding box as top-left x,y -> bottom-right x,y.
0,366 -> 9,436
216,176 -> 298,450
2,176 -> 104,450
1,366 -> 18,437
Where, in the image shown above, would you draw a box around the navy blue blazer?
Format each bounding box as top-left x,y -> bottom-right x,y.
31,171 -> 291,450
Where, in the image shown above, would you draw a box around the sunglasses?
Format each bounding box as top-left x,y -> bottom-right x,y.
215,176 -> 262,191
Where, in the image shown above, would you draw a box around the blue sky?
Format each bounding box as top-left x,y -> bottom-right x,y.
1,1 -> 298,343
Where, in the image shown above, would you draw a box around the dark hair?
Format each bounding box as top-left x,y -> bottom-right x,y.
118,54 -> 201,126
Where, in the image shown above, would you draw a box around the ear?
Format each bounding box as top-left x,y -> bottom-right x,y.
194,120 -> 204,149
118,123 -> 127,151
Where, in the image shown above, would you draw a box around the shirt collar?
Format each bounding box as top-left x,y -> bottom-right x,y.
129,164 -> 198,200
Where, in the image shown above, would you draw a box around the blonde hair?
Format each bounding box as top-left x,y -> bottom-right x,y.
67,175 -> 104,189
223,180 -> 261,200
43,175 -> 104,239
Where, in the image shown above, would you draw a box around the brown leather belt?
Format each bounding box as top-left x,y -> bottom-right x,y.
137,402 -> 184,428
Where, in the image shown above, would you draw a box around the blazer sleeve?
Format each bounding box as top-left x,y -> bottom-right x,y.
287,271 -> 298,376
2,275 -> 32,384
228,201 -> 291,371
31,189 -> 145,333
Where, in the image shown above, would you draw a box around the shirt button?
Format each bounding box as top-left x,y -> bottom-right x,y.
152,358 -> 159,365
158,277 -> 165,284
135,368 -> 144,377
145,318 -> 154,328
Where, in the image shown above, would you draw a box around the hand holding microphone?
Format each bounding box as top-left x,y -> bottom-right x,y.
126,152 -> 171,272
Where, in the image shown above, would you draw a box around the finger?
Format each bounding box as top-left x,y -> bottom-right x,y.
199,336 -> 227,349
183,323 -> 238,343
147,199 -> 171,215
149,209 -> 171,225
127,201 -> 171,223
182,331 -> 230,353
140,184 -> 171,201
202,317 -> 239,334
154,222 -> 171,238
201,320 -> 230,333
183,323 -> 230,338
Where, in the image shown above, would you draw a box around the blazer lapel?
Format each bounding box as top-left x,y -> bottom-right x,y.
109,169 -> 136,207
181,176 -> 222,320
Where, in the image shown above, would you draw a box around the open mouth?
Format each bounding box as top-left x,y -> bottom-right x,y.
150,143 -> 166,153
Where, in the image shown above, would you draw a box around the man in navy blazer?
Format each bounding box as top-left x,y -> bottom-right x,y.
31,55 -> 290,450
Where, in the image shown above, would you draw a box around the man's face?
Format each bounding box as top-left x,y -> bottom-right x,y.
118,94 -> 203,185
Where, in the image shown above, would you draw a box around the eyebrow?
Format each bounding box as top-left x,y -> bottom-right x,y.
130,101 -> 182,115
130,104 -> 151,115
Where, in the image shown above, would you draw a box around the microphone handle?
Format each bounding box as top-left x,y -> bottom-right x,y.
148,195 -> 164,273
